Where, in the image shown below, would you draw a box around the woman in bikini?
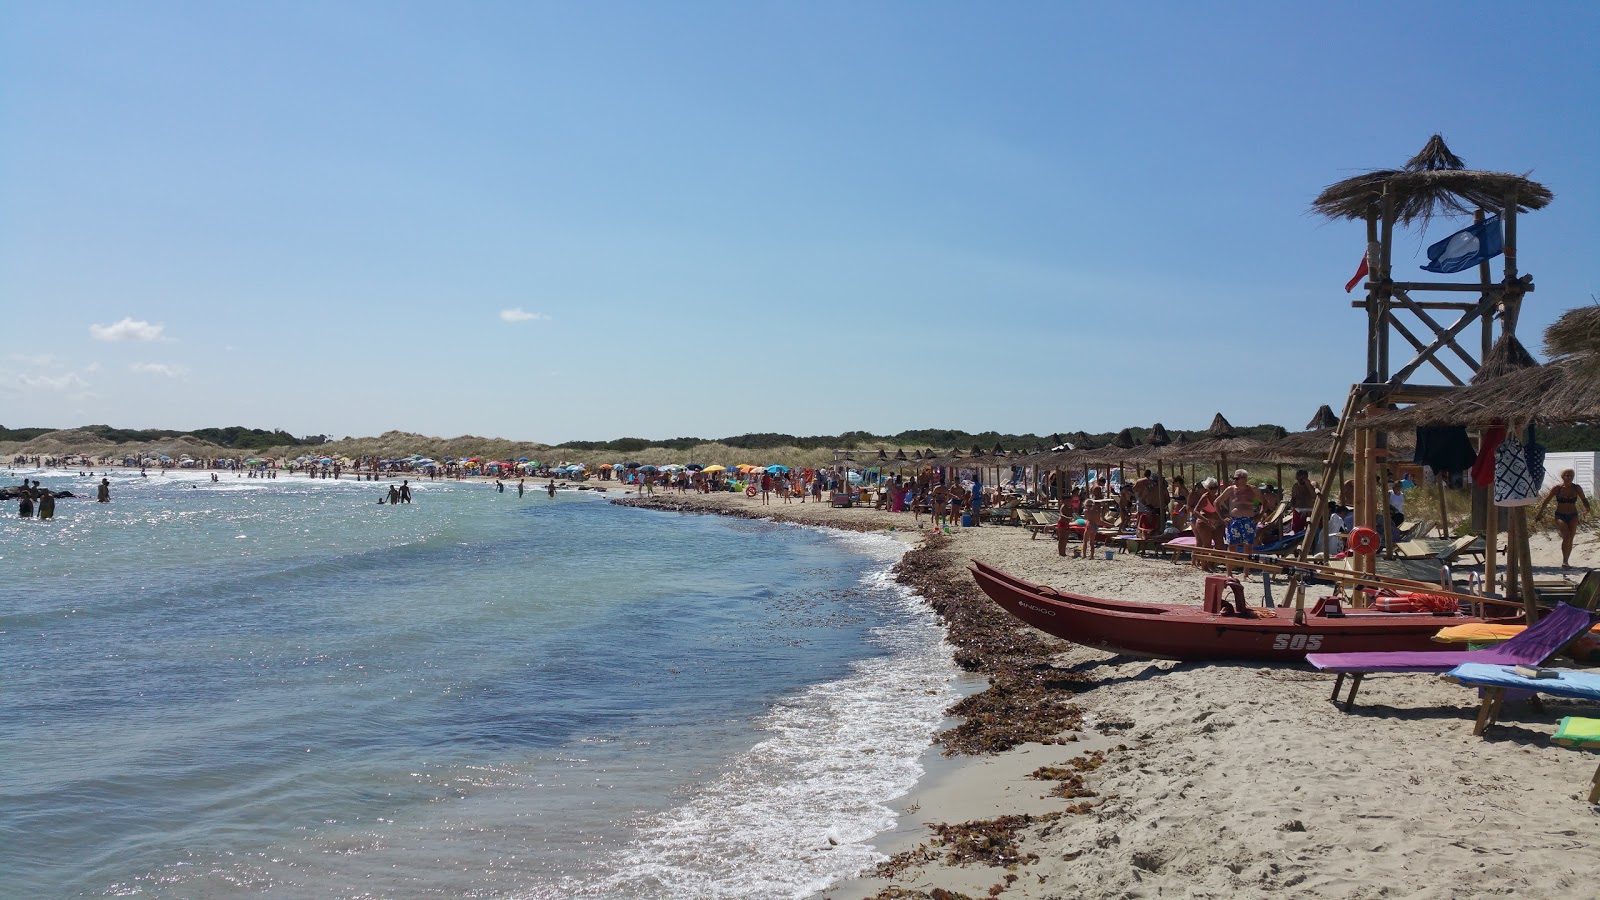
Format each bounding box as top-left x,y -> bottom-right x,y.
1189,477 -> 1223,570
1168,475 -> 1189,530
1535,469 -> 1591,570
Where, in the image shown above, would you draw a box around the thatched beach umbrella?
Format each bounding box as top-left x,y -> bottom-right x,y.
1164,414 -> 1261,484
1312,134 -> 1553,230
1307,404 -> 1340,431
1368,333 -> 1566,429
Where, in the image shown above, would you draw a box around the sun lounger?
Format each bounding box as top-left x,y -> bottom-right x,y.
1306,602 -> 1598,711
1551,717 -> 1600,803
1025,510 -> 1061,539
1444,663 -> 1600,737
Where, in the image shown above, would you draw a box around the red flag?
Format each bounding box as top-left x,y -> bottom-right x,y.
1344,254 -> 1369,293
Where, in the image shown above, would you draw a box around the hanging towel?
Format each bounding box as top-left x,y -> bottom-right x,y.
1524,424 -> 1547,487
1472,425 -> 1506,488
1413,426 -> 1476,475
1494,435 -> 1539,506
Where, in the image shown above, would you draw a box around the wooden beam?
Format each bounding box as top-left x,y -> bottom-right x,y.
1388,293 -> 1500,386
1364,281 -> 1533,294
1385,312 -> 1466,385
1391,288 -> 1481,372
1352,300 -> 1485,311
1357,383 -> 1457,404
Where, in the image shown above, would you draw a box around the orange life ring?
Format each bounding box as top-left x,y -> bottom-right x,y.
1349,526 -> 1380,555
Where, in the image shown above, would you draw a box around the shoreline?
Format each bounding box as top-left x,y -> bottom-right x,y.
615,490 -> 1600,900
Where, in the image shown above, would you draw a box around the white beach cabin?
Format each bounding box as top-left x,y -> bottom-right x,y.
1540,451 -> 1600,496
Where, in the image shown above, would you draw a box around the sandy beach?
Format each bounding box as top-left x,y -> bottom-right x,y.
616,489 -> 1600,899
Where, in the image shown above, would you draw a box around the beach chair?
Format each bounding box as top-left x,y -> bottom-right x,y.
1435,534 -> 1485,565
1026,509 -> 1061,540
1306,602 -> 1598,711
1551,717 -> 1600,803
1443,663 -> 1600,740
1261,498 -> 1291,528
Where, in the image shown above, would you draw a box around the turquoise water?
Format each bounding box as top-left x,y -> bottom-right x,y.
0,469 -> 956,897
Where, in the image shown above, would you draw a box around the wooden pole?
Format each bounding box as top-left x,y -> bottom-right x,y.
1365,207 -> 1380,379
1378,193 -> 1395,381
1484,436 -> 1499,596
1436,477 -> 1450,540
1515,508 -> 1538,624
1477,208 -> 1493,365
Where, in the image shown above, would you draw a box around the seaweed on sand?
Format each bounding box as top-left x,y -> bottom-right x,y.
892,533 -> 1084,754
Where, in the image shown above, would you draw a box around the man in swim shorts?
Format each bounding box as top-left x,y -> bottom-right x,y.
1216,469 -> 1261,572
1289,469 -> 1314,533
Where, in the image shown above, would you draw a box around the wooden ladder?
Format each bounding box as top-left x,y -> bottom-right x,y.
1295,385 -> 1365,562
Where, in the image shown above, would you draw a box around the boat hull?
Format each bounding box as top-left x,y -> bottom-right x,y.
970,561 -> 1485,662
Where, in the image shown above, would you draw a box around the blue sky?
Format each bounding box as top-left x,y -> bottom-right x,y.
2,2 -> 1596,444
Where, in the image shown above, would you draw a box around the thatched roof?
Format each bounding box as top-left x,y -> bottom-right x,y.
1242,427 -> 1414,464
1474,333 -> 1540,382
1372,322 -> 1600,428
1160,414 -> 1258,462
1311,135 -> 1553,229
894,448 -> 908,461
1544,305 -> 1600,366
1110,428 -> 1137,449
1145,423 -> 1172,447
1307,404 -> 1340,430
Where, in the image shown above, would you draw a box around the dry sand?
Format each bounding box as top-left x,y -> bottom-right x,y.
618,488 -> 1600,900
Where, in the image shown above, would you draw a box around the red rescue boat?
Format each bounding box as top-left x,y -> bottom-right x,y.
969,560 -> 1502,662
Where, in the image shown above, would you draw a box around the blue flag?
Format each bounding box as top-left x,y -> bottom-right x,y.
1420,216 -> 1503,274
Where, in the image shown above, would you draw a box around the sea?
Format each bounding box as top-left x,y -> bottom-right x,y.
0,467 -> 961,898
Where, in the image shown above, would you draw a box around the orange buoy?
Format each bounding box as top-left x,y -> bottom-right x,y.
1349,526 -> 1380,555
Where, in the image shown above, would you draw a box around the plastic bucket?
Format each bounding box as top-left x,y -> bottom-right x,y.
961,514 -> 972,527
1103,549 -> 1115,560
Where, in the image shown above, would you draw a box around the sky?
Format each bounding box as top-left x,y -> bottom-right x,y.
2,2 -> 1597,445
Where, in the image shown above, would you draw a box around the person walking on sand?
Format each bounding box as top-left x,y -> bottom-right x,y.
759,471 -> 771,506
97,477 -> 111,503
1535,468 -> 1592,570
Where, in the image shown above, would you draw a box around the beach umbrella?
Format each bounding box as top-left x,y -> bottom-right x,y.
766,464 -> 789,473
686,463 -> 703,471
623,461 -> 642,469
638,465 -> 659,473
702,464 -> 727,473
517,457 -> 529,462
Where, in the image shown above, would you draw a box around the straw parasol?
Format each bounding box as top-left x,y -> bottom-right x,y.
1306,404 -> 1340,431
1366,333 -> 1563,428
1311,134 -> 1553,230
1163,414 -> 1262,482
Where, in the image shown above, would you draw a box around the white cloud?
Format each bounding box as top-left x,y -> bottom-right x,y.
10,352 -> 59,367
130,362 -> 188,378
499,308 -> 549,323
9,370 -> 90,392
89,318 -> 171,342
